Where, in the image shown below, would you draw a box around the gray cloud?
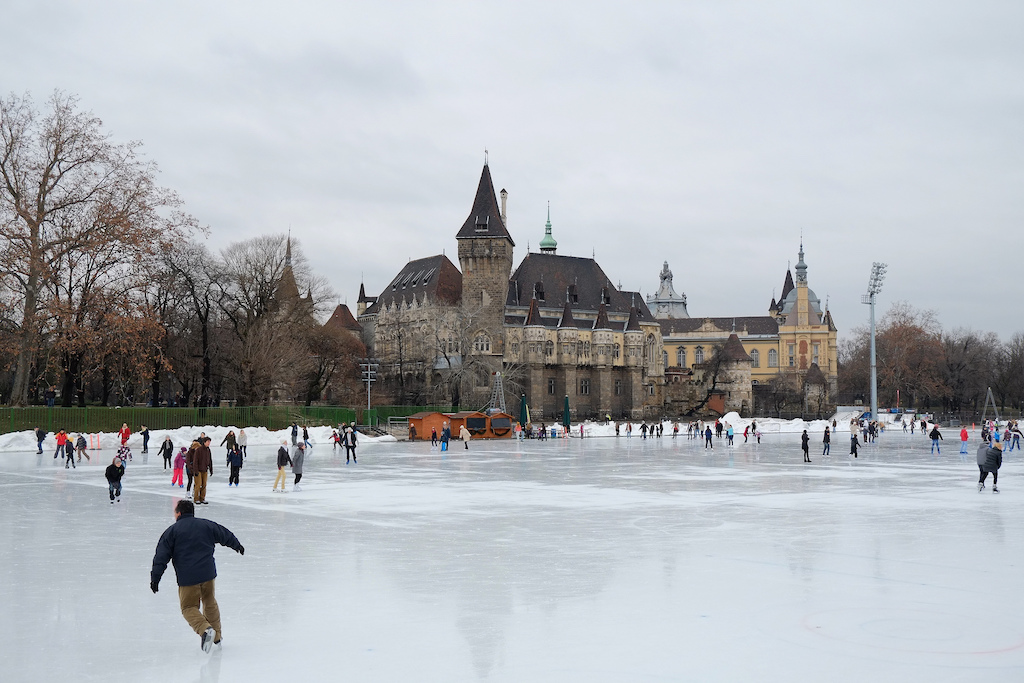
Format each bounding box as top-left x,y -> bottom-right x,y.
3,0 -> 1021,336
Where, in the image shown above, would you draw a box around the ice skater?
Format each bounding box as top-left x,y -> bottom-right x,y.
441,422 -> 450,451
237,429 -> 247,458
75,433 -> 89,462
159,435 -> 175,469
105,455 -> 125,503
822,427 -> 830,456
220,430 -> 237,456
34,426 -> 46,454
227,445 -> 242,487
188,437 -> 213,505
460,423 -> 471,449
850,432 -> 859,458
118,423 -> 131,447
726,424 -> 734,446
292,442 -> 305,491
704,426 -> 713,449
64,437 -> 74,468
274,441 -> 292,492
150,499 -> 244,653
302,425 -> 311,449
343,423 -> 358,463
929,424 -> 943,454
54,429 -> 67,461
1008,422 -> 1021,452
139,424 -> 150,454
978,435 -> 1002,493
960,427 -> 969,454
184,441 -> 198,496
172,447 -> 186,488
801,430 -> 811,462
290,422 -> 298,446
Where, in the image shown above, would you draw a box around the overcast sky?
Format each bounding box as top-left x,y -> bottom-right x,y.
5,0 -> 1022,339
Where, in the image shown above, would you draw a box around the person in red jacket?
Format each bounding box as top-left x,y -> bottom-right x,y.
53,429 -> 68,461
960,426 -> 970,455
118,423 -> 131,446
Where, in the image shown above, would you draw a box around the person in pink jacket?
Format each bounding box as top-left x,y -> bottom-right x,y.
172,447 -> 186,488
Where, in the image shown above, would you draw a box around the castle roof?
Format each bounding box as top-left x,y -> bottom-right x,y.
456,163 -> 515,245
357,282 -> 375,303
507,252 -> 652,318
804,362 -> 827,385
323,304 -> 363,334
363,254 -> 462,315
525,297 -> 543,326
594,303 -> 611,330
824,309 -> 837,331
659,316 -> 779,336
720,333 -> 752,361
625,305 -> 641,331
773,270 -> 795,312
558,298 -> 575,328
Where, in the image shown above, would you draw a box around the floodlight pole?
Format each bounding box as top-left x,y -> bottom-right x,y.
862,263 -> 887,421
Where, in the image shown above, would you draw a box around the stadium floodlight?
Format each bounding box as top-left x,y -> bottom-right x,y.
860,263 -> 887,421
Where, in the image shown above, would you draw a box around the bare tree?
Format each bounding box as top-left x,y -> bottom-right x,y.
0,91 -> 191,404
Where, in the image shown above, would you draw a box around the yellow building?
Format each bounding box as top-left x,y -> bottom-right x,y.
656,243 -> 837,414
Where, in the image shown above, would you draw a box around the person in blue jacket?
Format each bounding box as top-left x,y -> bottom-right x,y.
150,499 -> 244,652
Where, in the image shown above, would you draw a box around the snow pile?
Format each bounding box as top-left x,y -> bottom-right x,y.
561,410 -> 871,438
0,424 -> 396,454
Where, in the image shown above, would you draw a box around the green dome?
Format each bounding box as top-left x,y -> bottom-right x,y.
539,204 -> 557,253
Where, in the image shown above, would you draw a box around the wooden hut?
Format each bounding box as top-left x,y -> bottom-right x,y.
406,411 -> 446,441
485,411 -> 514,438
447,410 -> 488,439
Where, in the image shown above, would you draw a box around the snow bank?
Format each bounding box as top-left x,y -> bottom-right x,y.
0,424 -> 396,454
559,410 -> 878,438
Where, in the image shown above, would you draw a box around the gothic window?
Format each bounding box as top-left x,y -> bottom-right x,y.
614,379 -> 622,395
812,343 -> 819,366
663,350 -> 668,368
768,349 -> 779,367
750,349 -> 760,368
694,346 -> 705,365
676,347 -> 686,367
474,334 -> 491,353
510,342 -> 519,356
583,341 -> 590,357
580,378 -> 590,395
548,377 -> 556,394
613,344 -> 621,359
544,340 -> 554,356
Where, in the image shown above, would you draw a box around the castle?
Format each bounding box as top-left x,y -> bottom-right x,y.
357,162 -> 837,419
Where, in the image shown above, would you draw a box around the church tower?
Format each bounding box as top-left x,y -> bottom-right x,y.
456,162 -> 515,404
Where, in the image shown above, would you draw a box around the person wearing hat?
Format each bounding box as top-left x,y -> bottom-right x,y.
105,455 -> 125,503
292,442 -> 306,491
978,433 -> 1003,493
274,441 -> 292,492
172,447 -> 186,488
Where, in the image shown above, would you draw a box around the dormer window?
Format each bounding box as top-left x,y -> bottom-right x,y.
534,281 -> 545,301
568,284 -> 578,304
474,215 -> 489,232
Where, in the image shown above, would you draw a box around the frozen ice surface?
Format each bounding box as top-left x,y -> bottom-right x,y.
2,430 -> 1023,682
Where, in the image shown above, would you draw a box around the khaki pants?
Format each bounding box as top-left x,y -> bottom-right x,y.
194,471 -> 208,502
178,579 -> 221,642
274,467 -> 287,490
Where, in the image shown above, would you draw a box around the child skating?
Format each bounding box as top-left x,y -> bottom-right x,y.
172,447 -> 186,488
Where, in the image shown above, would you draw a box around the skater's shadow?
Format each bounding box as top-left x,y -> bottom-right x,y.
193,649 -> 221,683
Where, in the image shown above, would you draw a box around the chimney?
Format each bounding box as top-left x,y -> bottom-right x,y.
500,188 -> 507,226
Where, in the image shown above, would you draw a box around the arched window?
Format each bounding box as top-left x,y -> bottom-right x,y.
750,349 -> 760,368
676,347 -> 686,367
768,349 -> 779,367
473,334 -> 490,353
544,340 -> 554,356
694,346 -> 705,365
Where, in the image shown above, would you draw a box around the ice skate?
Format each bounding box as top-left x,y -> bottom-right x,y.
993,486 -> 999,493
201,627 -> 215,653
294,485 -> 302,492
978,482 -> 985,492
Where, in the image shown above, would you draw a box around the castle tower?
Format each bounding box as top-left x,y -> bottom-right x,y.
456,162 -> 515,405
539,203 -> 558,254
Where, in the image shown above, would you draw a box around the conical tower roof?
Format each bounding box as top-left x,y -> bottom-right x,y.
525,296 -> 543,326
593,303 -> 611,330
456,163 -> 515,245
779,270 -> 795,306
625,305 -> 641,331
721,333 -> 751,361
558,298 -> 575,328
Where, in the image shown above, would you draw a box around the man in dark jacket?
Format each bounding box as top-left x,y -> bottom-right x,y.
342,423 -> 358,464
274,441 -> 292,491
150,499 -> 244,652
227,446 -> 242,487
978,439 -> 1003,493
188,438 -> 214,504
34,426 -> 46,454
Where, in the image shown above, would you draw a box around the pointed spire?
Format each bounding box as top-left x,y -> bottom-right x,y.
593,302 -> 611,330
539,201 -> 557,254
780,269 -> 795,303
625,305 -> 641,331
456,163 -> 514,245
525,295 -> 543,326
795,239 -> 808,284
721,333 -> 751,361
285,231 -> 293,270
561,296 -> 577,327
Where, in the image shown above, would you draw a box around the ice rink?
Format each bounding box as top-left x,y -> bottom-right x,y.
2,428 -> 1022,682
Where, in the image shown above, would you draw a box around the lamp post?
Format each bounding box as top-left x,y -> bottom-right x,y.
860,262 -> 887,421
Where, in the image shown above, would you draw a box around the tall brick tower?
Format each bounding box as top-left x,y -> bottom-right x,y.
457,162 -> 515,407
